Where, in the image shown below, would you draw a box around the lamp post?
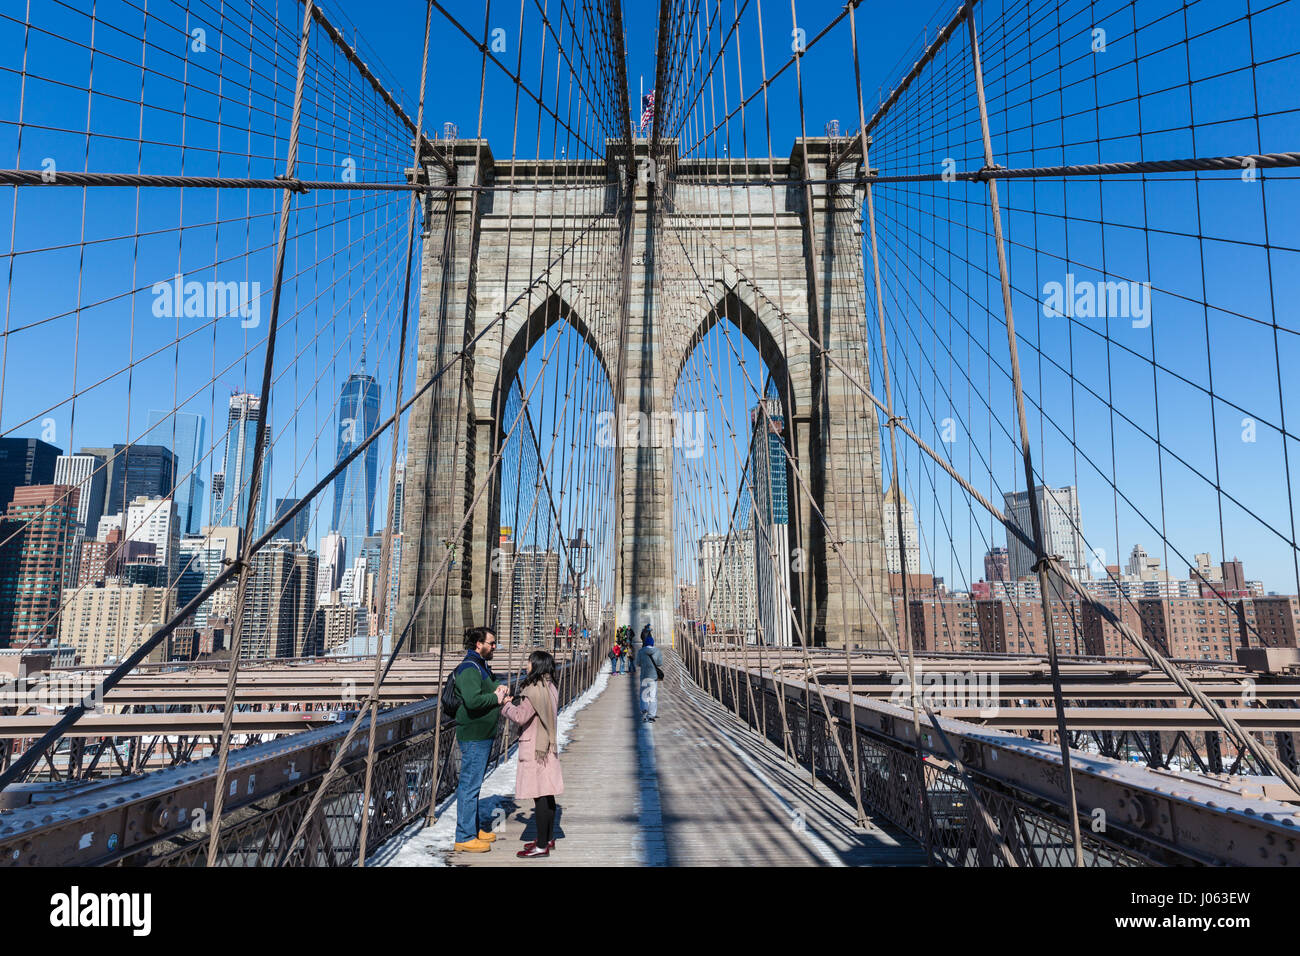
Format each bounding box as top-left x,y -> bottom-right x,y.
569,528 -> 591,655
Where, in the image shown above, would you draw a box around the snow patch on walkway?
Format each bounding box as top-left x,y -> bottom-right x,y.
369,662 -> 612,867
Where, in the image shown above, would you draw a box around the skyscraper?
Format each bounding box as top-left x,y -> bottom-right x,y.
272,497 -> 309,545
882,481 -> 921,576
0,438 -> 61,510
1003,484 -> 1088,582
209,471 -> 225,527
55,453 -> 107,589
105,444 -> 177,517
77,528 -> 157,588
331,359 -> 381,562
317,531 -> 346,601
316,601 -> 358,654
124,495 -> 180,585
177,533 -> 228,626
749,399 -> 793,646
385,533 -> 401,632
215,393 -> 271,536
58,582 -> 173,666
494,533 -> 515,638
242,541 -> 318,659
984,547 -> 1010,587
500,545 -> 559,647
698,529 -> 757,641
54,452 -> 107,532
392,455 -> 405,534
145,410 -> 206,534
0,485 -> 79,648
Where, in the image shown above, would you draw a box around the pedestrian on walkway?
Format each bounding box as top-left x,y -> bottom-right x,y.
637,634 -> 665,722
609,642 -> 621,674
451,626 -> 509,853
502,650 -> 565,858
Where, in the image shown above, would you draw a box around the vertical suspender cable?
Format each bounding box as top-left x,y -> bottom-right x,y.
963,6 -> 1083,867
207,0 -> 316,867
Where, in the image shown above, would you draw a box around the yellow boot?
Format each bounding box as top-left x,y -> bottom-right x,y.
477,829 -> 498,843
453,838 -> 491,852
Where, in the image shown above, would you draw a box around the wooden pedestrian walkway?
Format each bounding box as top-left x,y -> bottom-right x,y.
456,649 -> 925,867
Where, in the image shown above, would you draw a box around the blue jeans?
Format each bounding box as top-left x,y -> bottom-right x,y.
455,738 -> 493,843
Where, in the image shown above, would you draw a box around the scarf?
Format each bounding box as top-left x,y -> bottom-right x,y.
465,649 -> 493,681
521,678 -> 557,764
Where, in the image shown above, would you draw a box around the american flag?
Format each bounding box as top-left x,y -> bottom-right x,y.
639,90 -> 655,134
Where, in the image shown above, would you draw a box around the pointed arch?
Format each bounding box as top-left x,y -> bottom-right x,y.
489,290 -> 614,427
668,276 -> 812,422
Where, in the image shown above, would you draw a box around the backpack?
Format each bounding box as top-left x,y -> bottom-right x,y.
442,665 -> 464,716
443,658 -> 484,716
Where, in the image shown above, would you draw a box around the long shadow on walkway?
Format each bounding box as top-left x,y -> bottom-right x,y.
624,657 -> 671,864
630,648 -> 926,867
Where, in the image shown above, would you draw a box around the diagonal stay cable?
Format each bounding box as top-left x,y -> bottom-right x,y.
0,204 -> 611,795
657,162 -> 1300,795
280,261 -> 596,865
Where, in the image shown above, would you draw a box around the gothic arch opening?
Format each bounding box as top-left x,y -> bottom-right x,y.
671,292 -> 808,648
485,293 -> 616,646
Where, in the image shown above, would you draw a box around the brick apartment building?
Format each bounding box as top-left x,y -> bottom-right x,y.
893,593 -> 1282,661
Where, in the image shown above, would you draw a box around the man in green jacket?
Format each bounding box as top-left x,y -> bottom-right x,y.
452,626 -> 507,852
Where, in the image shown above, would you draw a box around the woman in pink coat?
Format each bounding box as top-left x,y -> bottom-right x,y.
501,650 -> 564,858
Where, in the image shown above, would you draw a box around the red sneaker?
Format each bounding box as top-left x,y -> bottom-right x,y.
516,845 -> 550,858
522,839 -> 556,852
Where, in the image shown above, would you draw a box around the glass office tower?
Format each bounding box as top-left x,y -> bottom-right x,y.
215,393 -> 271,536
146,409 -> 206,534
331,359 -> 381,562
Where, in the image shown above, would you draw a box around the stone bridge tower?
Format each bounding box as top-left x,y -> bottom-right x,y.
399,137 -> 893,651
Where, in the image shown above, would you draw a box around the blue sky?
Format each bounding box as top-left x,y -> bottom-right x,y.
862,0 -> 1300,597
2,0 -> 1298,599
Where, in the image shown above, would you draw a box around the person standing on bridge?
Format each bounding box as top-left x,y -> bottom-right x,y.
502,650 -> 564,858
637,634 -> 664,722
452,626 -> 509,853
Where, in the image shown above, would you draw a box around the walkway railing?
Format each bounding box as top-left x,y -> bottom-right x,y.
157,635 -> 609,867
677,634 -> 1300,867
0,634 -> 609,867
